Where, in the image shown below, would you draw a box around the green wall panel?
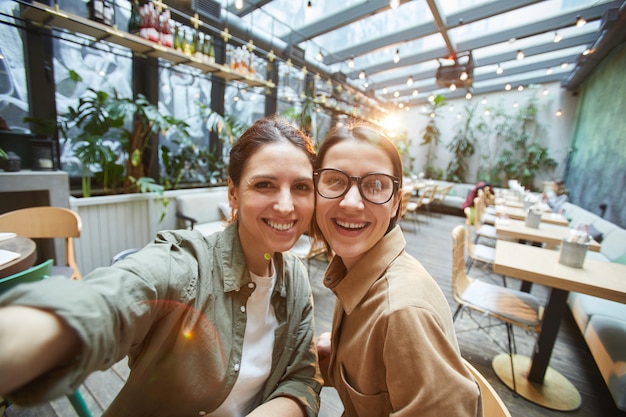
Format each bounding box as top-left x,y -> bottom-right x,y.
568,43 -> 626,228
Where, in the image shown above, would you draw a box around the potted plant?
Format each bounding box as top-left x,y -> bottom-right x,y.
420,94 -> 446,179
477,98 -> 557,189
445,103 -> 483,183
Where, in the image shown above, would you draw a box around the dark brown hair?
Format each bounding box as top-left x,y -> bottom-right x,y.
311,120 -> 403,248
229,116 -> 316,186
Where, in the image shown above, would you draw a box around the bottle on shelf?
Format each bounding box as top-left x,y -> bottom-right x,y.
160,9 -> 173,47
173,22 -> 182,51
88,0 -> 105,23
102,0 -> 114,26
128,0 -> 141,35
203,34 -> 215,64
194,32 -> 204,61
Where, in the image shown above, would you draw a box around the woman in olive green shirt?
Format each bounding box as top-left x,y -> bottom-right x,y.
0,117 -> 322,417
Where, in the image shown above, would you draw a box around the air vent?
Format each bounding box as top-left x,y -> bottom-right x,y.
332,72 -> 347,83
192,0 -> 221,22
287,45 -> 305,61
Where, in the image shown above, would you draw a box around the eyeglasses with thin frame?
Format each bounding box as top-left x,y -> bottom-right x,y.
314,168 -> 400,204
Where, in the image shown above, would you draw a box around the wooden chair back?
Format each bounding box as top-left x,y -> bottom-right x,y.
463,359 -> 512,417
0,207 -> 82,279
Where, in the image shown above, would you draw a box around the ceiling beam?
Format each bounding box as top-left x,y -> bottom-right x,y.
379,53 -> 580,100
347,6 -> 610,80
426,0 -> 457,58
279,0 -> 411,45
324,0 -> 545,65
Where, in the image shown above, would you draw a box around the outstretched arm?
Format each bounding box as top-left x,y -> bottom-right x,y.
0,306 -> 81,395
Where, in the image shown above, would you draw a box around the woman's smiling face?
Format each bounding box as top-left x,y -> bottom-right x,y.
229,141 -> 315,260
315,140 -> 400,269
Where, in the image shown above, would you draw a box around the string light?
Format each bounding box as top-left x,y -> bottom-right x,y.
393,49 -> 400,64
390,0 -> 400,10
235,0 -> 244,9
505,83 -> 511,91
516,50 -> 524,60
553,32 -> 562,43
412,89 -> 419,96
496,63 -> 503,74
465,90 -> 472,100
315,50 -> 323,62
407,76 -> 413,86
555,109 -> 563,117
449,83 -> 456,91
359,70 -> 366,79
576,15 -> 586,27
348,57 -> 355,68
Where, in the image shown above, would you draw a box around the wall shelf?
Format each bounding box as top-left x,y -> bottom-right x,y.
21,1 -> 273,89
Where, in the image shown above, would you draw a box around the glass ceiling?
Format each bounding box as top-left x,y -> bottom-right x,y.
224,0 -> 618,105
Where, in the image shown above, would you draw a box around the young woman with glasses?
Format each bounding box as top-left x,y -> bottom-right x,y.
312,121 -> 481,416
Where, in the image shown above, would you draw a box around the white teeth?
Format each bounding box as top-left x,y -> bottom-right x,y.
336,219 -> 366,229
266,220 -> 295,231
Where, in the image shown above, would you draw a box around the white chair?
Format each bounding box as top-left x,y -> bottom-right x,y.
451,225 -> 543,394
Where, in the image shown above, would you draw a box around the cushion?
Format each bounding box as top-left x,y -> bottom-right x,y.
583,315 -> 626,411
586,224 -> 604,243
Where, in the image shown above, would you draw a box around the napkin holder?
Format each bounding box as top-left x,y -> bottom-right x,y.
559,239 -> 588,268
525,209 -> 541,229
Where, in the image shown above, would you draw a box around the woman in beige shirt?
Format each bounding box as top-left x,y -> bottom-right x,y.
312,121 -> 481,417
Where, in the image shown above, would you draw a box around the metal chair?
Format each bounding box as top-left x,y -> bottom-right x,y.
451,225 -> 543,394
0,259 -> 92,417
0,207 -> 82,279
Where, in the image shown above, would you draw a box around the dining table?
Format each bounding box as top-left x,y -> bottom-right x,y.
495,218 -> 601,252
492,240 -> 626,411
496,205 -> 569,226
0,233 -> 37,279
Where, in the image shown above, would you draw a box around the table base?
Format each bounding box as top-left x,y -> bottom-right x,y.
492,353 -> 581,411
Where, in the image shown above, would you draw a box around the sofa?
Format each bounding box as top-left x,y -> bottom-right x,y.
560,201 -> 626,411
427,180 -> 475,216
175,187 -> 230,236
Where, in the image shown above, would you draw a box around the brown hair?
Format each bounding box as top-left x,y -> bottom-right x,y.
228,116 -> 315,221
311,120 -> 403,249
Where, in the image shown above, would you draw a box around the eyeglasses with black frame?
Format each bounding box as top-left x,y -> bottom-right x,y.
314,168 -> 400,204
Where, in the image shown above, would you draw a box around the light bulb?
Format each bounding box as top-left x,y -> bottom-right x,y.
407,76 -> 413,86
496,64 -> 503,75
235,0 -> 244,9
393,49 -> 400,64
516,50 -> 524,60
576,15 -> 586,27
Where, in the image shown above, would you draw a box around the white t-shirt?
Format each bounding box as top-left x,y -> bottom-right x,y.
208,262 -> 278,416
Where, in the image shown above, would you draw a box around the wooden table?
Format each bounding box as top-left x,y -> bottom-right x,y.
0,235 -> 37,278
496,206 -> 569,226
495,218 -> 601,252
493,240 -> 626,410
